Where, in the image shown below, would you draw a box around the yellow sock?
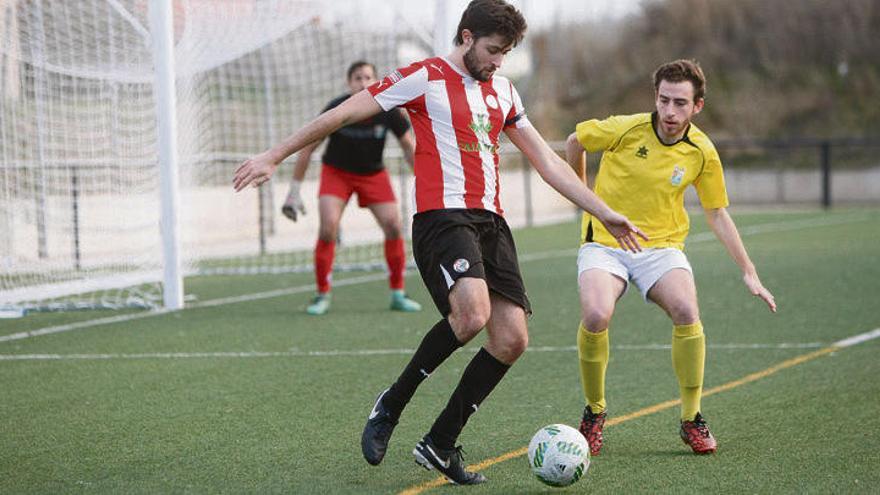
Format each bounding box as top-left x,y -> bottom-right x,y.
672,321 -> 705,421
577,323 -> 609,414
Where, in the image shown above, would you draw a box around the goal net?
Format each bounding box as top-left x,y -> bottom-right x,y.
0,0 -> 574,314
0,0 -> 426,313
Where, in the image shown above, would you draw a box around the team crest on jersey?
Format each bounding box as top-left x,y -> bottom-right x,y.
453,258 -> 470,273
469,114 -> 493,135
485,94 -> 499,109
461,114 -> 498,154
670,165 -> 685,186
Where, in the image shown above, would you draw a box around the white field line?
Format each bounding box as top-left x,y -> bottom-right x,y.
834,327 -> 880,347
0,273 -> 387,343
1,211 -> 873,344
0,340 -> 858,362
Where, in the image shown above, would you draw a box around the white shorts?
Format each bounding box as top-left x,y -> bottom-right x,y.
576,243 -> 693,301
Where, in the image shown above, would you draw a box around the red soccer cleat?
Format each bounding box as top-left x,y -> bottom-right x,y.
680,412 -> 717,454
578,405 -> 607,456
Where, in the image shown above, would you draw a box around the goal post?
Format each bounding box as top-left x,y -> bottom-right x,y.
150,0 -> 183,310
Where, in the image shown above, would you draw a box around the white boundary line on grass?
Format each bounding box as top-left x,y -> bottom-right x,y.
0,211 -> 872,344
835,327 -> 880,347
0,341 -> 838,362
0,273 -> 387,343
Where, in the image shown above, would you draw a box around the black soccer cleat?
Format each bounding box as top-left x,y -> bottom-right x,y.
413,435 -> 487,485
361,389 -> 398,465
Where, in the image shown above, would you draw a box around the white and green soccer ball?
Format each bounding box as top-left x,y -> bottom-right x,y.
527,424 -> 591,487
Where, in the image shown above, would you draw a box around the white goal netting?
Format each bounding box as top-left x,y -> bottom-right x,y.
0,0 -> 573,314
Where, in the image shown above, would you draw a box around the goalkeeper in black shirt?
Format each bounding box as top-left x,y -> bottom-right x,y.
282,61 -> 421,315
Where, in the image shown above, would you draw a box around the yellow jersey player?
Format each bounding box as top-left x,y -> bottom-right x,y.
565,59 -> 776,456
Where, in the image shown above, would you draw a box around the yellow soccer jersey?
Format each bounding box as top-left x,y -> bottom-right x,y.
576,112 -> 729,250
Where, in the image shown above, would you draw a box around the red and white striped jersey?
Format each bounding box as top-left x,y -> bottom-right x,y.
367,57 -> 531,215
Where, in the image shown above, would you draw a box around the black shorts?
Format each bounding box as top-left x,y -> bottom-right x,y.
411,208 -> 531,317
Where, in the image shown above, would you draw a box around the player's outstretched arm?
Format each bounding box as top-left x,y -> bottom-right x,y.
705,207 -> 777,312
506,125 -> 647,252
233,90 -> 383,191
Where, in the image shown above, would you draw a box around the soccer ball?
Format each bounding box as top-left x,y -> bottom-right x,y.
527,424 -> 591,487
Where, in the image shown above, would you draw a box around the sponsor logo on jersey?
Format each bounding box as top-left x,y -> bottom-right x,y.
459,141 -> 500,153
453,258 -> 470,273
636,145 -> 649,159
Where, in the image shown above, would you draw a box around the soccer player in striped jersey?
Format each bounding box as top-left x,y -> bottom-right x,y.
234,0 -> 646,484
280,61 -> 421,316
566,59 -> 777,457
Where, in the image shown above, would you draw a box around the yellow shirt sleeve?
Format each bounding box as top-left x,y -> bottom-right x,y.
575,116 -> 626,153
694,144 -> 729,209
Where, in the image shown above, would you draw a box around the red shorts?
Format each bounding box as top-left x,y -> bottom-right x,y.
318,164 -> 397,207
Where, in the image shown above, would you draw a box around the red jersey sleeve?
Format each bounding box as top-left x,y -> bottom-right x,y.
367,62 -> 429,112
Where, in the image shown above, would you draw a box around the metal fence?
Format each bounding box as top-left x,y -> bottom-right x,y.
711,137 -> 880,209
3,138 -> 878,266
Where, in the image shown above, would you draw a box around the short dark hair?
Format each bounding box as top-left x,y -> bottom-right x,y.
453,0 -> 527,47
347,61 -> 376,80
653,59 -> 707,101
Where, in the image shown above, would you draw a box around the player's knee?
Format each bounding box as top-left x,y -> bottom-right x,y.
458,311 -> 490,335
381,222 -> 402,239
317,223 -> 338,242
581,308 -> 613,333
667,301 -> 699,324
486,326 -> 528,364
504,330 -> 529,359
450,306 -> 491,340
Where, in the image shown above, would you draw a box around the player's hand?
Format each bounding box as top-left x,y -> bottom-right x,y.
743,271 -> 777,313
281,180 -> 306,222
598,210 -> 648,252
233,151 -> 278,192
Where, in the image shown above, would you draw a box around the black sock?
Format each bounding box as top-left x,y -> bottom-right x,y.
384,319 -> 462,418
428,347 -> 510,450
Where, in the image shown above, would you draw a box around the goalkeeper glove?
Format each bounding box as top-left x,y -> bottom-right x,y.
281,180 -> 306,222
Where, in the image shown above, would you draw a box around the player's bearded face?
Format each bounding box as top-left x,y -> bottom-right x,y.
463,45 -> 492,81
463,35 -> 510,82
655,80 -> 704,142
